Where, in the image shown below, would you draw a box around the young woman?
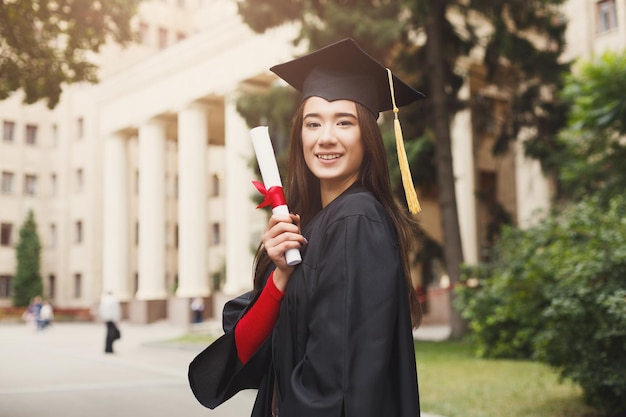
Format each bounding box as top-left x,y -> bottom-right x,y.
189,38 -> 423,417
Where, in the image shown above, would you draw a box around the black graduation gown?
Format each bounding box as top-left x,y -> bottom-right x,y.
189,184 -> 420,417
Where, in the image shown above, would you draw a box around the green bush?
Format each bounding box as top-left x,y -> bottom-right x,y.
457,195 -> 626,416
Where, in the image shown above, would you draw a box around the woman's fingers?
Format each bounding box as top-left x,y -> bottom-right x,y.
262,213 -> 307,268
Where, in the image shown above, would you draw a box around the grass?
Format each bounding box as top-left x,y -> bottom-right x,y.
415,341 -> 598,417
166,334 -> 598,417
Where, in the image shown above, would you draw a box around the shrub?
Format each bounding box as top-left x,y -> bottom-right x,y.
457,195 -> 626,416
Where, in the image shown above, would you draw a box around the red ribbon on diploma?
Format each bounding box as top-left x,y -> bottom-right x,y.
252,180 -> 287,209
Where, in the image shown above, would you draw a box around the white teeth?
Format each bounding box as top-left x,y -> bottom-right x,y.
318,154 -> 341,160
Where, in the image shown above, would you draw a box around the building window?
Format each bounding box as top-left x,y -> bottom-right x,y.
135,221 -> 139,246
75,220 -> 83,244
25,124 -> 38,145
211,223 -> 221,245
51,124 -> 58,147
3,121 -> 15,143
75,168 -> 83,193
597,0 -> 618,33
48,274 -> 56,299
73,273 -> 82,298
77,117 -> 84,139
1,223 -> 12,246
50,173 -> 57,195
158,27 -> 168,49
176,32 -> 186,42
49,224 -> 56,247
211,173 -> 220,197
0,275 -> 12,298
139,22 -> 149,45
175,223 -> 179,248
24,174 -> 37,196
1,172 -> 14,194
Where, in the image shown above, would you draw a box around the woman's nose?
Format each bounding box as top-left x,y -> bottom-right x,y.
317,124 -> 336,145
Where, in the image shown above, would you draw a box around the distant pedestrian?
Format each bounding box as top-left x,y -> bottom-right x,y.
190,297 -> 205,323
22,297 -> 39,328
39,301 -> 54,329
98,291 -> 121,354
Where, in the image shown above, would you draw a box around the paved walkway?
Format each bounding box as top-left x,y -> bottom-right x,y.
0,321 -> 446,417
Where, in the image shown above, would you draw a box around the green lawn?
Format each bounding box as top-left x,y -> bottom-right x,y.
415,341 -> 598,417
166,334 -> 598,417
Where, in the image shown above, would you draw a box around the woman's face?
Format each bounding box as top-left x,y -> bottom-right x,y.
301,96 -> 364,197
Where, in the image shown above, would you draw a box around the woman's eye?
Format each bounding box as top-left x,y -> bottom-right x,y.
337,120 -> 353,126
305,121 -> 320,128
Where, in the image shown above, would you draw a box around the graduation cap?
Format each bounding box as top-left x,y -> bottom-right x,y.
270,38 -> 424,214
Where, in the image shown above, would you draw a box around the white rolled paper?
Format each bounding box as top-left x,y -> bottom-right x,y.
250,126 -> 302,266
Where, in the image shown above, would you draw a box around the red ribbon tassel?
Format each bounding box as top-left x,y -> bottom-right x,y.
252,181 -> 287,209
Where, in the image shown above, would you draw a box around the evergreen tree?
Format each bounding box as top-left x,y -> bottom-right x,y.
235,0 -> 568,337
12,210 -> 43,307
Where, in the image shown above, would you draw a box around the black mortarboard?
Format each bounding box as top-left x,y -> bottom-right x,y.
270,38 -> 424,214
270,38 -> 424,116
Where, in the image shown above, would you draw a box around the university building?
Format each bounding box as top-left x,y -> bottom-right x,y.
1,0 -> 624,325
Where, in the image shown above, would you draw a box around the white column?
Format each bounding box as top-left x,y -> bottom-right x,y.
102,133 -> 130,300
137,119 -> 167,300
223,95 -> 257,294
515,128 -> 551,229
451,81 -> 478,265
176,103 -> 210,297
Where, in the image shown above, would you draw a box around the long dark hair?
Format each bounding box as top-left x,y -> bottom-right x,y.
253,100 -> 422,328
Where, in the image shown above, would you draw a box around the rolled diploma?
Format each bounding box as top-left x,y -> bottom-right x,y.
250,126 -> 302,266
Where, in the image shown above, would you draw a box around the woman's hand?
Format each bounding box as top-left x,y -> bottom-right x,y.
262,213 -> 307,291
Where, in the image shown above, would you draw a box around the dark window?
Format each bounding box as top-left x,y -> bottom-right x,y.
48,274 -> 56,299
1,223 -> 12,246
211,223 -> 221,245
74,273 -> 82,298
211,174 -> 220,197
1,172 -> 14,194
25,124 -> 37,145
597,0 -> 618,32
0,275 -> 12,298
77,117 -> 84,139
158,27 -> 168,49
24,174 -> 37,196
75,221 -> 83,243
3,121 -> 15,143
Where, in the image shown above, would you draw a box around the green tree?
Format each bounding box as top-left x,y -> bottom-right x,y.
236,0 -> 567,338
12,210 -> 43,307
0,0 -> 140,109
457,195 -> 626,416
556,50 -> 626,204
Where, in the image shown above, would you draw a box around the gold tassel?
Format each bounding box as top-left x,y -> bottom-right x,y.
387,69 -> 421,214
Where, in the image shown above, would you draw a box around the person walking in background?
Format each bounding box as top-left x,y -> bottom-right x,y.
38,300 -> 54,330
190,297 -> 205,323
98,291 -> 121,354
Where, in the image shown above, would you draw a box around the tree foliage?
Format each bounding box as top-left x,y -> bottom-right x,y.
457,51 -> 626,416
0,0 -> 140,109
12,210 -> 43,307
556,50 -> 626,203
235,0 -> 568,338
457,195 -> 626,416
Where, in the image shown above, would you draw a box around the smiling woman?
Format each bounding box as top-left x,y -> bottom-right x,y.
189,38 -> 425,417
301,97 -> 364,206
